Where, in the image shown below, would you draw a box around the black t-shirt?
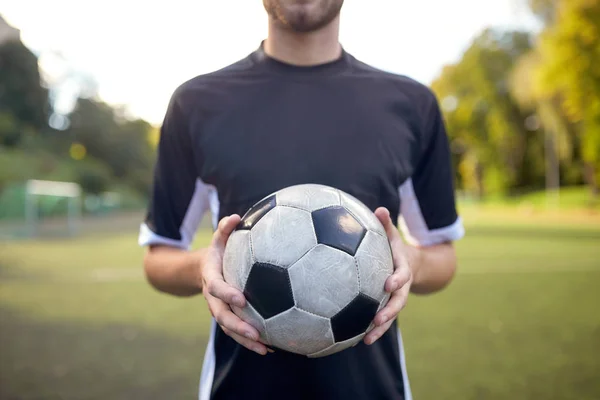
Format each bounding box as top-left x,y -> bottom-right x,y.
139,43 -> 464,400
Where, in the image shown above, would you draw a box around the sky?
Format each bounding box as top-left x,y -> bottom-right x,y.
2,0 -> 538,125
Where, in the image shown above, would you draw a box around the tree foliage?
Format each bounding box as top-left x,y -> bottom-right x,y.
0,37 -> 156,199
432,29 -> 536,197
0,40 -> 49,142
432,1 -> 599,200
2,5 -> 598,205
510,48 -> 583,190
66,98 -> 156,194
533,0 -> 600,193
528,0 -> 558,23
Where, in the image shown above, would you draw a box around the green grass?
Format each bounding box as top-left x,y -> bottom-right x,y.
1,216 -> 599,399
461,185 -> 600,211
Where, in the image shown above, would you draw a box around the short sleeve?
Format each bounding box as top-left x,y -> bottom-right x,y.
138,89 -> 215,250
398,93 -> 465,246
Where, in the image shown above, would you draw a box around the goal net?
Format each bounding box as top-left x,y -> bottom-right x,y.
24,179 -> 82,237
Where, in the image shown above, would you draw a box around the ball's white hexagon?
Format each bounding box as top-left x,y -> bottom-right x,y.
355,231 -> 394,302
276,184 -> 340,211
265,307 -> 334,355
307,333 -> 365,358
232,303 -> 269,344
288,244 -> 359,318
251,206 -> 317,268
222,230 -> 253,291
339,191 -> 386,236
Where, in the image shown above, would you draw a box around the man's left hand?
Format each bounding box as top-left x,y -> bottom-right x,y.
364,207 -> 419,346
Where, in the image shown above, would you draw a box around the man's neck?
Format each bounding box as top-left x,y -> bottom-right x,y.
263,17 -> 342,66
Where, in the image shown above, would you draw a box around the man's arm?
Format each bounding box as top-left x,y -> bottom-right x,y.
143,246 -> 206,297
405,241 -> 456,295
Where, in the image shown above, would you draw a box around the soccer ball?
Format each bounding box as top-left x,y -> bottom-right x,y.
222,184 -> 393,357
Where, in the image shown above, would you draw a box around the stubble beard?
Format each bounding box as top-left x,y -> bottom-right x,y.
263,0 -> 343,33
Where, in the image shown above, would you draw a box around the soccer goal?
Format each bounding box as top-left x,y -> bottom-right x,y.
24,179 -> 82,237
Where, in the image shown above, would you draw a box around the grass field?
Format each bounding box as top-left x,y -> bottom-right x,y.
1,209 -> 599,399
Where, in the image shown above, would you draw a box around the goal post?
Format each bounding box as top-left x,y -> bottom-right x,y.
25,179 -> 82,237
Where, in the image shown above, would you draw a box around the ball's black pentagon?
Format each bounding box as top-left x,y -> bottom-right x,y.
311,206 -> 366,256
236,195 -> 277,230
244,262 -> 294,319
331,293 -> 379,342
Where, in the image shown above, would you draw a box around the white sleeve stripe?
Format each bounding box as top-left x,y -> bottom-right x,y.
398,178 -> 465,246
399,216 -> 465,246
138,222 -> 188,249
398,178 -> 428,239
139,179 -> 219,249
180,179 -> 215,246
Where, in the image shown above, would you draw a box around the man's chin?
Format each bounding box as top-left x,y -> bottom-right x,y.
285,1 -> 320,14
267,0 -> 342,33
285,12 -> 331,32
282,4 -> 320,26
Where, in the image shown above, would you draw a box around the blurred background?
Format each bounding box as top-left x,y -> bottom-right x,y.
0,0 -> 598,399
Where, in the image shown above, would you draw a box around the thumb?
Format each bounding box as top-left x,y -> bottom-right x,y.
374,207 -> 402,245
212,214 -> 241,249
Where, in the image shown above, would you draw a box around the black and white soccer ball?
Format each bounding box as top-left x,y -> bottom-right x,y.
222,184 -> 393,358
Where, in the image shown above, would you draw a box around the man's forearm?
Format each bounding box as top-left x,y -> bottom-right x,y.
143,246 -> 206,297
407,242 -> 457,295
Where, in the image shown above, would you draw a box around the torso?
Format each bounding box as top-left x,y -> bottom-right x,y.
174,46 -> 438,400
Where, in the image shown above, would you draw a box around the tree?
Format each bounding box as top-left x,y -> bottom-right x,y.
111,118 -> 155,194
431,29 -> 534,198
533,0 -> 600,196
0,111 -> 21,147
66,98 -> 120,163
528,0 -> 558,23
0,40 -> 49,142
509,50 -> 583,203
66,98 -> 155,194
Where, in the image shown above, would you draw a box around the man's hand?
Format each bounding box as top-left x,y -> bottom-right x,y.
201,215 -> 269,356
364,207 -> 419,346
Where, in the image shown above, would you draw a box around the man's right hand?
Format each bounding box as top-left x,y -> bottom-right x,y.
200,214 -> 269,356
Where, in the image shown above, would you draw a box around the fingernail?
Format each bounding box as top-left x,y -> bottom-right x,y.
245,331 -> 256,340
267,348 -> 275,353
255,347 -> 266,355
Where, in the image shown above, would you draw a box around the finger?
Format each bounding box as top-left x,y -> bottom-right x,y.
221,327 -> 268,356
207,295 -> 260,340
364,319 -> 394,345
373,286 -> 410,326
374,207 -> 406,276
205,275 -> 246,308
374,207 -> 403,246
212,214 -> 241,249
384,262 -> 412,293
